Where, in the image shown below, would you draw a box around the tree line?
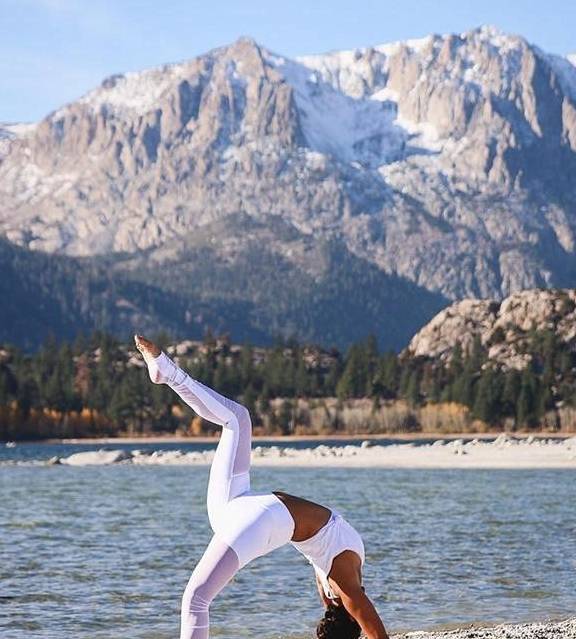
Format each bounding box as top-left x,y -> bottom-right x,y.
1,328 -> 575,440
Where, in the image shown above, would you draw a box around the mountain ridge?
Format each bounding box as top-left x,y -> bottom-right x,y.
1,26 -> 576,348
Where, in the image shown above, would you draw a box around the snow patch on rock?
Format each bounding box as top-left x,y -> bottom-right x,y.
265,53 -> 406,167
542,51 -> 576,102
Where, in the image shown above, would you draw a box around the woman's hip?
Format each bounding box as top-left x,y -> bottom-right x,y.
211,493 -> 295,568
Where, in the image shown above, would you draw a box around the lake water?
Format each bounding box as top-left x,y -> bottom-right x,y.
1,460 -> 575,638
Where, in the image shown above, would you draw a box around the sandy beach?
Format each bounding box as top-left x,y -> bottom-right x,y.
16,433 -> 575,467
397,617 -> 576,638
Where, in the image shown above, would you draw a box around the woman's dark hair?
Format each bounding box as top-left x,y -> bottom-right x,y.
316,604 -> 361,639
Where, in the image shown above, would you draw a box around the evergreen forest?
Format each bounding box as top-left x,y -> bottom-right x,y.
1,329 -> 575,441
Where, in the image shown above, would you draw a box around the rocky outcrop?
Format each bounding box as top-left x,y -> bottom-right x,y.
1,27 -> 576,321
405,288 -> 576,369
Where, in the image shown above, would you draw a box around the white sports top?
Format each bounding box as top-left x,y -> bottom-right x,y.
291,510 -> 365,600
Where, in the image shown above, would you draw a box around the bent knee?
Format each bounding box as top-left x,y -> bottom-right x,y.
182,580 -> 213,614
231,404 -> 251,430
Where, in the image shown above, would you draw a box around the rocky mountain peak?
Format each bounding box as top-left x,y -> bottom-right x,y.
1,26 -> 576,311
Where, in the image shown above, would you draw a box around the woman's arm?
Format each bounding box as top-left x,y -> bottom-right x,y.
329,551 -> 389,639
337,586 -> 389,639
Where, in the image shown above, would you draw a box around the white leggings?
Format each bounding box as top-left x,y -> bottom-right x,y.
146,353 -> 295,639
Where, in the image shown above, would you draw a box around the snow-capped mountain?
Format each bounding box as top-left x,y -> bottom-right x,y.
1,26 -> 576,346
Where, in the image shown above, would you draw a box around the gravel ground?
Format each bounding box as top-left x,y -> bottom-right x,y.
399,618 -> 576,639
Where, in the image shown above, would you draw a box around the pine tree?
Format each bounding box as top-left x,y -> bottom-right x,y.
467,335 -> 485,372
450,343 -> 464,378
451,369 -> 474,407
0,362 -> 17,407
242,385 -> 258,424
472,367 -> 501,424
516,366 -> 539,428
258,388 -> 271,417
405,370 -> 420,407
239,344 -> 254,388
324,353 -> 343,396
294,352 -> 309,398
278,399 -> 294,435
336,345 -> 362,399
502,370 -> 521,417
419,362 -> 437,403
376,352 -> 399,399
363,335 -> 379,396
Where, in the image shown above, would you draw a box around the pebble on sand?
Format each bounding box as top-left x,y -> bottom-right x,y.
397,617 -> 576,639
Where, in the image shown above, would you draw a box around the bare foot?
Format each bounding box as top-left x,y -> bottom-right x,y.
134,334 -> 161,360
135,335 -> 180,384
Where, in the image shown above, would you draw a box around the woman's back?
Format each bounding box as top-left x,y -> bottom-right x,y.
272,491 -> 332,541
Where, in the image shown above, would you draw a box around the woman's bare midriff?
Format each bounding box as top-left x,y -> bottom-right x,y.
272,491 -> 332,542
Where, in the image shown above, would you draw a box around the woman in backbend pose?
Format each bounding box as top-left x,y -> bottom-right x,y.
135,335 -> 389,639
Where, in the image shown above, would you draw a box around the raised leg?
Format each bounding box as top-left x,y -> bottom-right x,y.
135,338 -> 253,527
180,536 -> 240,639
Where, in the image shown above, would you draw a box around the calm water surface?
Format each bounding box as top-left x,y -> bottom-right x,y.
1,465 -> 575,639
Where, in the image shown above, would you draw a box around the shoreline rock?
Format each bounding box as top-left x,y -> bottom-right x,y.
3,436 -> 571,468
60,449 -> 132,466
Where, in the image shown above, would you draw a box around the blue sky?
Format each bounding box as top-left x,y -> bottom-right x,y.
1,0 -> 575,123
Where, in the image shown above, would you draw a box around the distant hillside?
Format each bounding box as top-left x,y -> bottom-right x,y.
0,238 -> 194,349
0,234 -> 446,350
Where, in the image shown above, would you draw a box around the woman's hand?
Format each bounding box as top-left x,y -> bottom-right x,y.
315,572 -> 332,609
